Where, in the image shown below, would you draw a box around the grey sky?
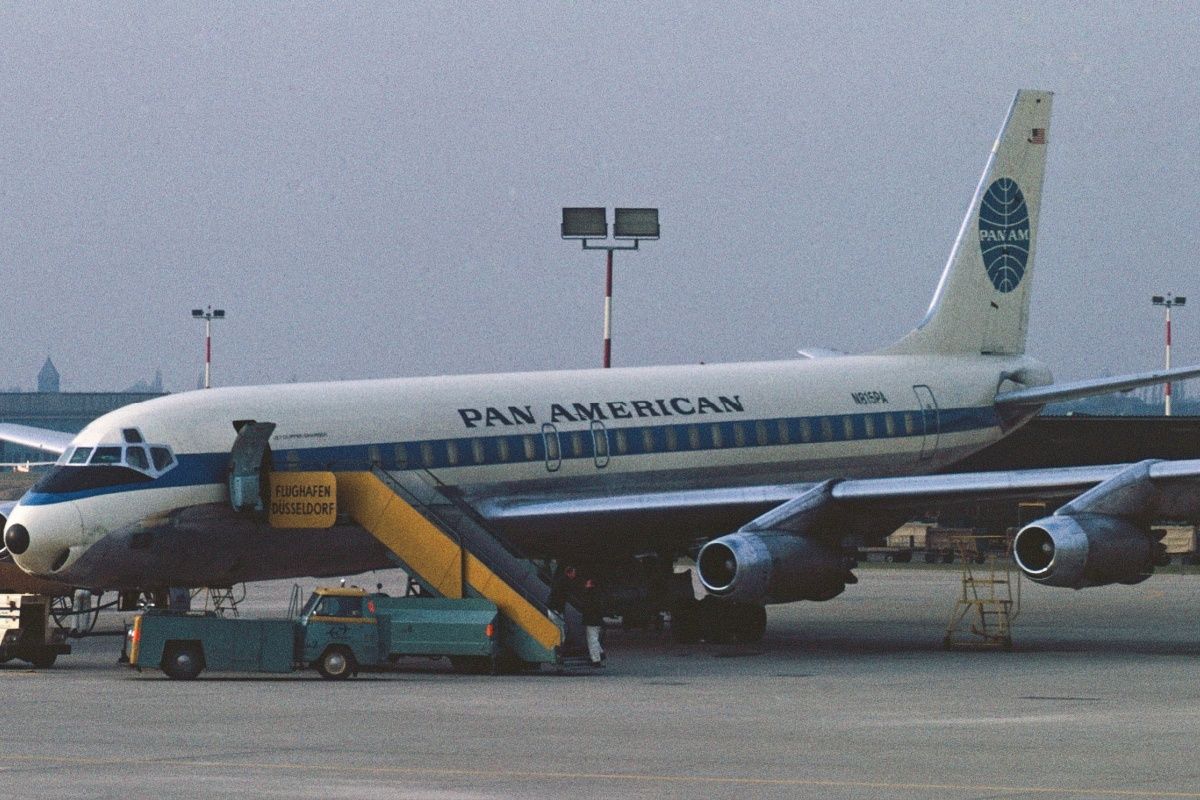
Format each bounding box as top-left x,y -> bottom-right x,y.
1,3 -> 1197,392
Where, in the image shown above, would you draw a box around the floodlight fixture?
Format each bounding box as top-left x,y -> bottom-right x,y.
614,208 -> 660,240
561,207 -> 608,239
192,309 -> 204,318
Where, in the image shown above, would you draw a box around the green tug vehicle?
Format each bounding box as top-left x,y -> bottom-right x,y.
127,586 -> 553,679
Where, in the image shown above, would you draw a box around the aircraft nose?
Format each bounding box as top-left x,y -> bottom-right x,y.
4,502 -> 86,576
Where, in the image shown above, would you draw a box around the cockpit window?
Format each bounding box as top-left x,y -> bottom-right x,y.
33,435 -> 180,495
32,465 -> 153,494
126,446 -> 150,471
90,447 -> 123,465
150,446 -> 175,472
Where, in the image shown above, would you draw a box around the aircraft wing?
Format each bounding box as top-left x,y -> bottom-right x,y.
995,364 -> 1200,407
478,460 -> 1200,533
0,424 -> 74,456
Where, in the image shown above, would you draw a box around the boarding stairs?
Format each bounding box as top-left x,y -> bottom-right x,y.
335,468 -> 588,666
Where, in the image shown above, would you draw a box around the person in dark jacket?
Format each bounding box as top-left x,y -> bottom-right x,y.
548,564 -> 606,666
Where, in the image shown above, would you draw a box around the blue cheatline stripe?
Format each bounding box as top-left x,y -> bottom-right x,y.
19,405 -> 1000,506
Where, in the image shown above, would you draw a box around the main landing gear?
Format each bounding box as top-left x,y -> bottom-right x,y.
669,596 -> 767,644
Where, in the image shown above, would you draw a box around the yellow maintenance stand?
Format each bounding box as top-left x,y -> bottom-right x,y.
943,534 -> 1020,650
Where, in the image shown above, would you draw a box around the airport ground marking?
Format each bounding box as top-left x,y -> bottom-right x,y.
5,754 -> 1200,797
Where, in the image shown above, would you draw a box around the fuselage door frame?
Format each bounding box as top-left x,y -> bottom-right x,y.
541,423 -> 562,472
912,385 -> 940,461
590,421 -> 610,469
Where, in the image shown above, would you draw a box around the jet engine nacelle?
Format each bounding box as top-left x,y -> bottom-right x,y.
1012,513 -> 1163,589
696,531 -> 854,604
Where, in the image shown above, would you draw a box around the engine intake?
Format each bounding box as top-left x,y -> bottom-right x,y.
1012,514 -> 1162,589
697,531 -> 854,604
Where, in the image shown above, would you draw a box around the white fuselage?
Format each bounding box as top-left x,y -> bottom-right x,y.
4,353 -> 1049,587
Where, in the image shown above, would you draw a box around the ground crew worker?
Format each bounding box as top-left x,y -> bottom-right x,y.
548,564 -> 605,666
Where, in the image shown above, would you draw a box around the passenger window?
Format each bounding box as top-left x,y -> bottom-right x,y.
842,416 -> 855,439
522,436 -> 537,461
777,420 -> 790,444
755,421 -> 769,446
126,446 -> 150,471
394,444 -> 408,469
614,430 -> 629,455
90,446 -> 123,465
800,419 -> 812,443
570,432 -> 585,458
665,427 -> 678,451
69,447 -> 92,465
420,442 -> 435,467
445,441 -> 460,466
710,425 -> 724,448
864,416 -> 876,438
903,412 -> 916,435
150,447 -> 175,472
820,418 -> 834,442
884,413 -> 897,437
472,439 -> 486,464
641,429 -> 655,452
733,424 -> 747,448
497,438 -> 511,462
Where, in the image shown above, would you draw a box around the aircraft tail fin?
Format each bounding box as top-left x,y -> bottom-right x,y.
883,89 -> 1053,357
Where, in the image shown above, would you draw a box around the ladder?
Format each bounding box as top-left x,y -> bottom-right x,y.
943,534 -> 1020,650
335,468 -> 586,665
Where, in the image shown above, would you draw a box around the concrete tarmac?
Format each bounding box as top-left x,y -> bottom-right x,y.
3,565 -> 1200,800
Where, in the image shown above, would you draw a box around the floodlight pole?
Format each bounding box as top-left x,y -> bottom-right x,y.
581,239 -> 638,368
604,248 -> 614,368
192,306 -> 226,389
1152,294 -> 1186,416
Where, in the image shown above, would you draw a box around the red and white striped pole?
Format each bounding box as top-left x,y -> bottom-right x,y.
603,248 -> 613,368
1165,303 -> 1173,416
204,317 -> 213,390
192,306 -> 225,390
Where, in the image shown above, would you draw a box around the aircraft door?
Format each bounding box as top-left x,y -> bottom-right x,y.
541,423 -> 562,472
229,421 -> 276,512
912,385 -> 939,461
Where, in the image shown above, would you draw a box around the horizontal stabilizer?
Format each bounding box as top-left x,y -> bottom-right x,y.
995,364 -> 1200,408
0,424 -> 73,456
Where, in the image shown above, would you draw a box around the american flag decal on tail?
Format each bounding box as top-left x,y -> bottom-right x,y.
1029,128 -> 1046,144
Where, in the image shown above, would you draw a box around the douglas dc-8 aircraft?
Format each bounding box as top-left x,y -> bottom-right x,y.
4,89 -> 1200,641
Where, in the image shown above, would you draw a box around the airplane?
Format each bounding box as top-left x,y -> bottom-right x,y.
3,89 -> 1200,643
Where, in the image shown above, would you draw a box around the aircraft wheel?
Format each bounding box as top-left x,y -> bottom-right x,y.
316,646 -> 355,680
162,643 -> 204,680
29,652 -> 58,669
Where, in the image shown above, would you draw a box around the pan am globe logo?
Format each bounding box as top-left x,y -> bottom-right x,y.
978,177 -> 1030,293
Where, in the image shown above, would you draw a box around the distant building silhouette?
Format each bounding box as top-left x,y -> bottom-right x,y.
37,357 -> 60,393
125,369 -> 165,394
